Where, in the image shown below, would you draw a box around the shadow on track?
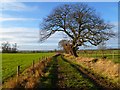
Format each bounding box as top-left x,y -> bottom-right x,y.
36,55 -> 59,88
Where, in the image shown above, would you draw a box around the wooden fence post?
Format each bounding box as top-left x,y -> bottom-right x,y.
17,65 -> 20,77
96,51 -> 97,58
32,60 -> 35,74
43,56 -> 45,60
33,60 -> 34,68
39,58 -> 41,64
112,51 -> 114,60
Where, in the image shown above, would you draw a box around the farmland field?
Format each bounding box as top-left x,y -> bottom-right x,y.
1,52 -> 119,89
2,52 -> 55,82
78,50 -> 120,63
1,49 -> 119,84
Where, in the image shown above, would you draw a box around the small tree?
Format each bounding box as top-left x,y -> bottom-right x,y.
2,42 -> 11,53
58,40 -> 72,54
12,43 -> 17,53
40,3 -> 115,57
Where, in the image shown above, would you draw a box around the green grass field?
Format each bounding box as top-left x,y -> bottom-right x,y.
78,50 -> 120,63
2,53 -> 54,82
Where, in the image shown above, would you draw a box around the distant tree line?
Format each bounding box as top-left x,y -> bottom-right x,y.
2,42 -> 18,53
18,50 -> 56,53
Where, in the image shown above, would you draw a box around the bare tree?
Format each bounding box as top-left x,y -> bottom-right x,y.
40,3 -> 115,57
58,40 -> 71,54
58,39 -> 79,55
2,42 -> 11,53
2,42 -> 18,53
12,43 -> 17,53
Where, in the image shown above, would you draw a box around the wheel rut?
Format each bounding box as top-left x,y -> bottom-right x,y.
36,54 -> 117,89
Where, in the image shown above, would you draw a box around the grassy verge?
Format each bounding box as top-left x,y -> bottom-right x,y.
64,54 -> 119,89
37,55 -> 58,88
2,53 -> 54,82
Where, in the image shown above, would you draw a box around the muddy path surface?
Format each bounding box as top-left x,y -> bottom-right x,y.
36,55 -> 59,88
36,54 -> 118,89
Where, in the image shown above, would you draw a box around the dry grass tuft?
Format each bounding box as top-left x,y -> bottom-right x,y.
93,59 -> 119,79
64,54 -> 119,86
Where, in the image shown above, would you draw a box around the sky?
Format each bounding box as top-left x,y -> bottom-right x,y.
0,2 -> 118,51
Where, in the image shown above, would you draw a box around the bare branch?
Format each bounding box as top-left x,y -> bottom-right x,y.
40,3 -> 115,57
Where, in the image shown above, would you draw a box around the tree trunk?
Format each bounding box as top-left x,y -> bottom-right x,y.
71,47 -> 78,57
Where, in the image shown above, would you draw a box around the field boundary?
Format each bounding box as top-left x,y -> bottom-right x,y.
2,56 -> 53,89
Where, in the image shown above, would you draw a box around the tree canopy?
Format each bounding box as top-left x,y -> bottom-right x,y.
40,3 -> 115,57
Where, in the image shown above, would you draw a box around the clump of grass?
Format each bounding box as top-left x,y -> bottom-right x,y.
92,59 -> 119,80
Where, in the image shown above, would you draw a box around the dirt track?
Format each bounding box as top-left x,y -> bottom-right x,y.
37,54 -> 119,89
